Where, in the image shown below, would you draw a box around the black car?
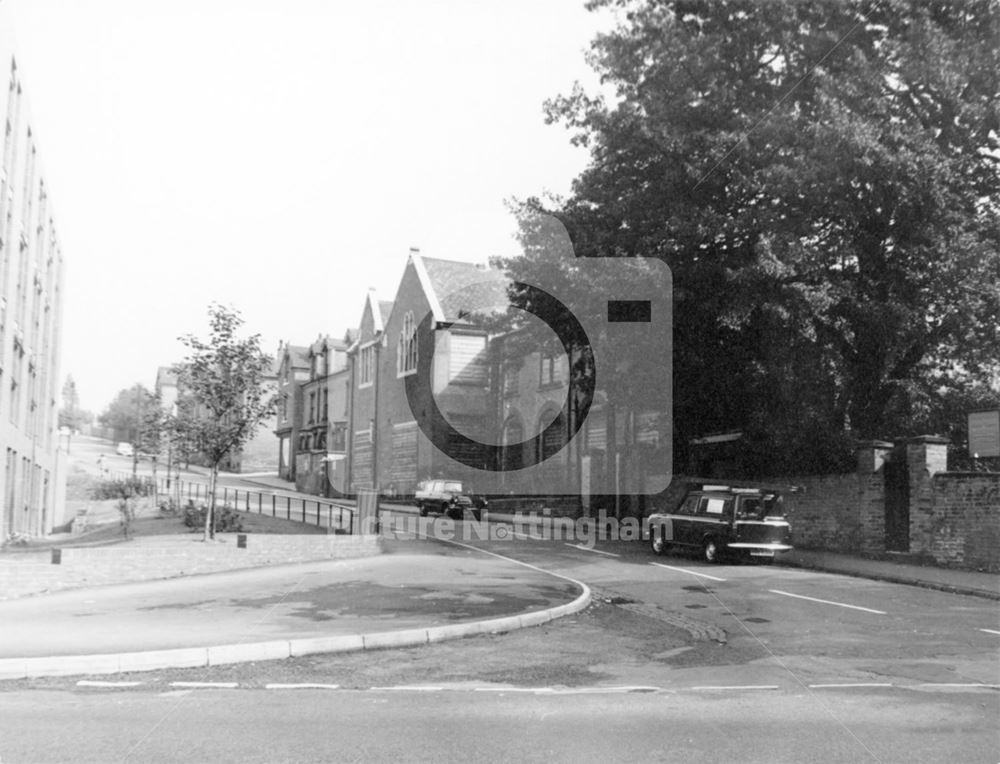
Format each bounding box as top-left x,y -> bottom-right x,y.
647,485 -> 793,563
414,480 -> 487,520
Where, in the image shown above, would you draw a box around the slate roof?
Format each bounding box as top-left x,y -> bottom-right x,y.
420,256 -> 510,323
378,301 -> 394,326
284,344 -> 310,369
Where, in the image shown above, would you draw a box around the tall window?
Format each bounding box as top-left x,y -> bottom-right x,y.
308,391 -> 316,423
397,311 -> 417,375
539,352 -> 561,387
503,362 -> 520,397
359,344 -> 375,386
322,387 -> 329,421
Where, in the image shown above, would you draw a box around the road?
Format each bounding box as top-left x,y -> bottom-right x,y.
1,686 -> 995,764
31,442 -> 998,762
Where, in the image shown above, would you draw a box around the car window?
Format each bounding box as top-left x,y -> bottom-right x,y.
738,498 -> 765,520
443,481 -> 463,493
676,495 -> 699,515
698,497 -> 729,516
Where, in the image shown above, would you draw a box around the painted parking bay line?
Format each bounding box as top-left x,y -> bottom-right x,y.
979,628 -> 1000,636
649,562 -> 726,582
769,589 -> 886,615
566,544 -> 620,557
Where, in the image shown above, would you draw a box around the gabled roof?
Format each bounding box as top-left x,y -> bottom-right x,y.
308,334 -> 352,356
282,344 -> 310,369
411,253 -> 509,324
378,301 -> 394,326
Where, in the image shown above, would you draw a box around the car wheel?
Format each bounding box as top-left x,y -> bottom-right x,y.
418,502 -> 428,517
650,530 -> 669,556
703,539 -> 721,564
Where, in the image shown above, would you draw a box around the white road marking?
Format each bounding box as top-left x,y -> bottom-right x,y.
979,628 -> 1000,636
808,683 -> 893,689
769,589 -> 887,615
565,544 -> 620,557
169,681 -> 239,689
265,683 -> 341,690
691,685 -> 779,691
157,690 -> 192,697
371,686 -> 444,692
77,680 -> 144,688
915,683 -> 1000,689
649,562 -> 727,582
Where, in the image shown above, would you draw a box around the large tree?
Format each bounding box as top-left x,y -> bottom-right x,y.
176,304 -> 276,540
524,0 -> 999,474
98,384 -> 156,454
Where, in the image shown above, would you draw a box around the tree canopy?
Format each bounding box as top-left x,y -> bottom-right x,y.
516,0 -> 999,474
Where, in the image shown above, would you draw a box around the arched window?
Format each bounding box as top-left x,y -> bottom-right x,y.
397,311 -> 417,375
538,409 -> 566,462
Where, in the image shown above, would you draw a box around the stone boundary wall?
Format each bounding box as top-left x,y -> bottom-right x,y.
921,473 -> 1000,572
0,535 -> 383,600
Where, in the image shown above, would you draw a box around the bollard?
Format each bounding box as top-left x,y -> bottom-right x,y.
237,534 -> 247,549
51,548 -> 62,565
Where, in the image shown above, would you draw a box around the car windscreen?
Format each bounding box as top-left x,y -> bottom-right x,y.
737,495 -> 785,519
443,482 -> 463,493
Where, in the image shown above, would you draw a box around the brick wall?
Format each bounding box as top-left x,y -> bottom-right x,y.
919,473 -> 1000,572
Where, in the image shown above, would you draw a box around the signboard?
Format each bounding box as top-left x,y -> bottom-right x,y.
968,410 -> 1000,458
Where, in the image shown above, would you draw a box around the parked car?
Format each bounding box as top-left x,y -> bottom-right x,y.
116,442 -> 134,458
414,480 -> 487,520
647,485 -> 792,563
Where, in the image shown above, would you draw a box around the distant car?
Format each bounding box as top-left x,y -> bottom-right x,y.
414,480 -> 487,520
116,442 -> 134,458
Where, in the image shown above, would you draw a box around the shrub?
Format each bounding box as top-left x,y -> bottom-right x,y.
91,476 -> 152,501
182,501 -> 244,533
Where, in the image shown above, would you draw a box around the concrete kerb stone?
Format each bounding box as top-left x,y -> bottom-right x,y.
118,647 -> 209,673
208,641 -> 291,666
362,627 -> 431,650
288,634 -> 365,657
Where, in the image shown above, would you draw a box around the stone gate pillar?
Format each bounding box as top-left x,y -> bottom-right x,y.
907,435 -> 949,555
856,440 -> 893,553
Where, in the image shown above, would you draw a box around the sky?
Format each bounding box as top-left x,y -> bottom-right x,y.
4,0 -> 611,414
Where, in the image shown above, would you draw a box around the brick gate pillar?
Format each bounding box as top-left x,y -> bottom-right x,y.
856,440 -> 893,553
907,435 -> 950,555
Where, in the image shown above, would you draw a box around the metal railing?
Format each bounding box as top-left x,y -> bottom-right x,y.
109,472 -> 356,534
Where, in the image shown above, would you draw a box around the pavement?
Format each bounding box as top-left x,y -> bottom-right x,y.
0,542 -> 590,679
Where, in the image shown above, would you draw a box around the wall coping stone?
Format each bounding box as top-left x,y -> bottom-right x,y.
907,435 -> 950,445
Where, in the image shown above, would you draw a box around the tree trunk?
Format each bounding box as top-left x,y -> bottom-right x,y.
204,465 -> 219,541
151,456 -> 159,509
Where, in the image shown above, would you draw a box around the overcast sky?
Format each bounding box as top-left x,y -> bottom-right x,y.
5,0 -> 608,413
